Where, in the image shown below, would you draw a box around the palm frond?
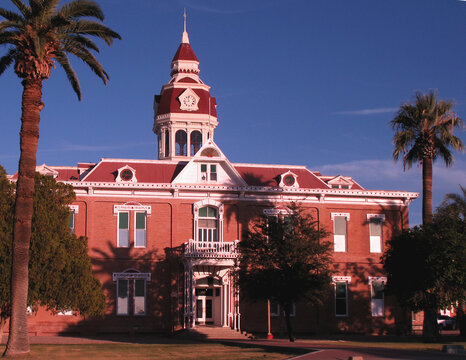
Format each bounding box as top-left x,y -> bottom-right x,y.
0,31 -> 20,45
0,20 -> 21,32
65,42 -> 108,84
54,49 -> 81,100
63,34 -> 99,52
0,48 -> 16,75
65,20 -> 121,45
9,0 -> 30,18
0,8 -> 24,23
58,0 -> 104,21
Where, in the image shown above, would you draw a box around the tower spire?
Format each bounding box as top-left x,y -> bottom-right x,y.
182,9 -> 189,44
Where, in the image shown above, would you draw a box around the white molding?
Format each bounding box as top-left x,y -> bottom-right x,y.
367,214 -> 386,221
114,203 -> 152,215
112,272 -> 151,281
368,276 -> 387,285
332,276 -> 351,284
263,207 -> 290,216
68,204 -> 79,214
331,212 -> 350,221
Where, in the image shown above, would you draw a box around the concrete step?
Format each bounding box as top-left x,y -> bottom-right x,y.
175,326 -> 254,340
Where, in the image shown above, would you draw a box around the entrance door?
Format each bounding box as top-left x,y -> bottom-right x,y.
195,288 -> 213,324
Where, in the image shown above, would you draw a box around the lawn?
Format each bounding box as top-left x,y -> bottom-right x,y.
0,343 -> 297,360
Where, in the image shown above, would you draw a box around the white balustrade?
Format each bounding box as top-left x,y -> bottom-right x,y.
184,239 -> 238,259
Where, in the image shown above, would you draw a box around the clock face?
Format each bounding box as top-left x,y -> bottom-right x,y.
182,95 -> 196,107
121,169 -> 133,181
283,175 -> 295,186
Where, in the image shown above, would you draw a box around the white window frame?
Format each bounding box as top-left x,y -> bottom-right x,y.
114,270 -> 150,316
331,213 -> 350,252
332,276 -> 351,317
367,214 -> 385,253
117,211 -> 130,248
368,277 -> 386,317
200,163 -> 218,182
193,199 -> 224,243
133,279 -> 146,316
68,205 -> 79,234
116,278 -> 129,315
134,211 -> 147,248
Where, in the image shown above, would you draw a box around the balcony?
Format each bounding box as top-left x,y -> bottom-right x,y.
183,239 -> 239,259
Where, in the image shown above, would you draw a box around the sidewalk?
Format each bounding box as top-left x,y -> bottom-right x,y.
2,334 -> 465,360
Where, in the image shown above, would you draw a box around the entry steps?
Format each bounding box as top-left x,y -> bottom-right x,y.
176,325 -> 254,340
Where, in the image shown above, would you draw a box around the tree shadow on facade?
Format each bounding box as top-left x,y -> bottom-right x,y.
60,242 -> 190,342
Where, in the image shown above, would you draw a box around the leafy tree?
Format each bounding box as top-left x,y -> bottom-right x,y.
238,204 -> 333,342
0,1 -> 120,355
0,168 -> 106,344
436,185 -> 466,336
383,215 -> 466,338
390,91 -> 464,225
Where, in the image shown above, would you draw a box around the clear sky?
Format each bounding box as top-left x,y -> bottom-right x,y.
1,0 -> 465,225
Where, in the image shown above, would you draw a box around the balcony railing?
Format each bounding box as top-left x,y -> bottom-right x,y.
183,239 -> 239,259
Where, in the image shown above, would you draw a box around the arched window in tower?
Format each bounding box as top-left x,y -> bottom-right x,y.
175,130 -> 187,156
164,130 -> 170,157
198,206 -> 218,242
190,131 -> 202,156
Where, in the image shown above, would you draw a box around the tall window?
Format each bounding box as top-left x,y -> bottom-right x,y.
332,213 -> 349,252
335,281 -> 348,316
270,300 -> 295,317
367,214 -> 385,253
116,276 -> 147,316
369,278 -> 386,317
135,212 -> 146,248
175,130 -> 187,156
117,278 -> 129,315
118,212 -> 130,247
198,206 -> 218,242
190,131 -> 202,155
164,130 -> 170,157
69,210 -> 75,234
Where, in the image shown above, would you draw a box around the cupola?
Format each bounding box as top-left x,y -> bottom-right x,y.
153,13 -> 218,161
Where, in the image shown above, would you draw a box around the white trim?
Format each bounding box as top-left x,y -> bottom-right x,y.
115,165 -> 137,183
331,212 -> 350,221
367,214 -> 386,221
368,276 -> 387,285
112,272 -> 151,281
332,276 -> 351,284
263,207 -> 291,216
114,203 -> 152,215
68,204 -> 79,213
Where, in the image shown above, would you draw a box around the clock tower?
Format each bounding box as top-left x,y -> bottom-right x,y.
153,15 -> 218,161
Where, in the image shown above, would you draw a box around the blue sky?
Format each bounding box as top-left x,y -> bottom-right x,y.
1,0 -> 465,225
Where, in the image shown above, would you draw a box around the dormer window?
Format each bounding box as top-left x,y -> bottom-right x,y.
279,171 -> 299,188
201,164 -> 217,182
327,175 -> 353,189
116,166 -> 137,183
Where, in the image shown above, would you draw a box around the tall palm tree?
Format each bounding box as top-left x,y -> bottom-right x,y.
391,91 -> 464,224
0,0 -> 120,356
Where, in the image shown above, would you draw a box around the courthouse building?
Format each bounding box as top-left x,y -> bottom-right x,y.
19,25 -> 418,336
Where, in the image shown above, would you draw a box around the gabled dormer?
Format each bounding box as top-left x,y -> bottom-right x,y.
116,165 -> 137,183
36,164 -> 59,178
278,170 -> 299,188
172,139 -> 247,186
326,175 -> 353,189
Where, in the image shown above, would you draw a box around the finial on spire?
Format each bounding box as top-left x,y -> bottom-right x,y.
181,9 -> 190,44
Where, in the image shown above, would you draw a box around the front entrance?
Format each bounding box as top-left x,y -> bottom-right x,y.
195,288 -> 214,324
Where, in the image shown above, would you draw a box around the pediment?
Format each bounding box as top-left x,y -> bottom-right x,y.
327,175 -> 353,189
172,139 -> 247,186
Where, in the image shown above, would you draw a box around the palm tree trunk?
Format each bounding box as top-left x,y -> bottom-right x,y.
422,157 -> 433,224
4,79 -> 43,357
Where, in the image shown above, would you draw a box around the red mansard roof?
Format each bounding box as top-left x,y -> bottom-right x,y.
156,87 -> 217,117
20,160 -> 367,191
233,165 -> 331,189
172,43 -> 199,62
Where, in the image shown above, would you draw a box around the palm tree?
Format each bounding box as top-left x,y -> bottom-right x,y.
391,91 -> 464,224
0,0 -> 120,356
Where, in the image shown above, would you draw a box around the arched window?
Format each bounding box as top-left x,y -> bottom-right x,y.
190,131 -> 202,156
175,130 -> 187,156
198,206 -> 218,242
164,130 -> 170,157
